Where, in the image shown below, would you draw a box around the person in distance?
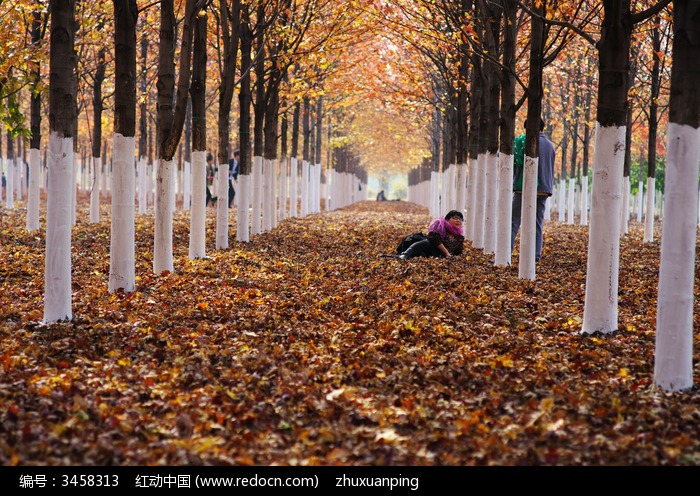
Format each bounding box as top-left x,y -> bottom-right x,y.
511,118 -> 555,262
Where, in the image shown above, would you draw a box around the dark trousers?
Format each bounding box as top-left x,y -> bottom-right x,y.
228,180 -> 235,207
511,192 -> 548,260
401,239 -> 439,259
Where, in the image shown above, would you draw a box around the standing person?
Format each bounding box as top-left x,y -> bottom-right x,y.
511,119 -> 555,262
206,154 -> 217,207
398,210 -> 465,260
228,150 -> 239,208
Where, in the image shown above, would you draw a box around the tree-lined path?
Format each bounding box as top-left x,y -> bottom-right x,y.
2,0 -> 700,468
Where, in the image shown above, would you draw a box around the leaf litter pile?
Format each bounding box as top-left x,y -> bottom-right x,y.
2,199 -> 700,466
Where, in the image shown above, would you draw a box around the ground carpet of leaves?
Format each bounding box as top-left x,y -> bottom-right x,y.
2,199 -> 700,466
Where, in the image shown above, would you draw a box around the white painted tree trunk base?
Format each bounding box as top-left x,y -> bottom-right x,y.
44,133 -> 74,322
643,177 -> 656,243
237,173 -> 251,242
472,154 -> 487,249
581,124 -> 625,334
154,158 -> 175,274
580,175 -> 589,226
89,155 -> 101,224
108,134 -> 136,293
216,160 -> 230,250
518,154 -> 538,280
27,148 -> 42,231
654,123 -> 700,392
494,152 -> 514,267
189,151 -> 207,259
483,152 -> 499,254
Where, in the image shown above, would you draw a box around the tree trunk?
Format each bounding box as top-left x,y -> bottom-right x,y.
289,101 -> 300,218
465,50 -> 481,243
581,65 -> 593,226
469,11 -> 488,248
301,96 -> 311,217
189,8 -> 208,258
279,93 -> 289,219
654,0 -> 700,392
442,94 -> 456,213
44,0 -> 76,323
182,101 -> 191,212
560,74 -> 571,183
236,3 -> 253,241
217,0 -> 242,167
455,2 -> 470,215
516,0 -> 545,280
90,43 -> 105,224
263,62 -> 281,228
108,0 -> 137,294
621,44 -> 639,234
27,6 -> 45,233
495,0 -> 518,267
214,0 -> 241,249
251,2 -> 265,234
429,106 -> 441,217
621,102 -> 632,233
314,96 -> 323,214
581,0 -> 633,334
155,0 -> 196,274
483,1 -> 502,255
644,17 -> 661,242
568,83 -> 580,225
557,73 -> 570,224
138,31 -> 148,214
6,111 -> 16,209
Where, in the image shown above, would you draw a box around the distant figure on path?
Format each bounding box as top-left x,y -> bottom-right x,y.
228,150 -> 239,208
511,119 -> 555,262
206,154 -> 217,207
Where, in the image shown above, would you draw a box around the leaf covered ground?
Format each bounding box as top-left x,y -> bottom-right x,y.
2,199 -> 700,466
